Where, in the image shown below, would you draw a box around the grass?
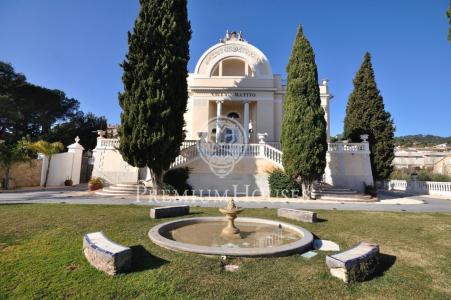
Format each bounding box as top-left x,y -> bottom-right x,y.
0,204 -> 450,299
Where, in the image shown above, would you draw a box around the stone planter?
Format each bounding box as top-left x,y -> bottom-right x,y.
88,182 -> 102,191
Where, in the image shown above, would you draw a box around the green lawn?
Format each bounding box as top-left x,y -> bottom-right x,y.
0,204 -> 450,299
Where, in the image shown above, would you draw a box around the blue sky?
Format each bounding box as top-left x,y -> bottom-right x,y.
1,0 -> 450,136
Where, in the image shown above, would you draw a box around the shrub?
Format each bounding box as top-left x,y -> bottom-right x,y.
163,167 -> 192,195
417,170 -> 451,182
390,169 -> 451,182
389,169 -> 411,180
364,183 -> 377,197
88,177 -> 104,191
268,169 -> 300,198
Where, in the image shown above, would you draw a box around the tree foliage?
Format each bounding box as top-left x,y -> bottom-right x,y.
0,139 -> 32,189
45,111 -> 107,150
447,2 -> 451,42
118,0 -> 191,191
343,52 -> 395,181
0,61 -> 79,143
281,26 -> 328,199
0,61 -> 106,148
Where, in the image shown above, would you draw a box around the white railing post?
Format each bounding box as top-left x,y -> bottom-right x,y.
258,133 -> 267,158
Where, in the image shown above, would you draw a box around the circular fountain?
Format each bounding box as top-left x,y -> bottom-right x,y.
148,199 -> 314,257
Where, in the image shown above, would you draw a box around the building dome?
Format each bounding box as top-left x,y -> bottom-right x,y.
193,31 -> 273,79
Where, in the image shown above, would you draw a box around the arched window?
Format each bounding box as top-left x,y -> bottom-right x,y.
227,112 -> 240,119
211,58 -> 253,77
222,58 -> 245,76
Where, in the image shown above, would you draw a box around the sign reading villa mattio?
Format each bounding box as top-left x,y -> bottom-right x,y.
211,92 -> 257,97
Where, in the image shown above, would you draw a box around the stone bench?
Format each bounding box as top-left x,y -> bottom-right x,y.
326,241 -> 380,282
150,205 -> 190,219
83,232 -> 132,275
277,208 -> 317,223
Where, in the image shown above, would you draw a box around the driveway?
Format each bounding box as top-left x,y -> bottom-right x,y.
1,186 -> 450,213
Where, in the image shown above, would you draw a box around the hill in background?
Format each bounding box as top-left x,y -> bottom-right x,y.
395,134 -> 451,147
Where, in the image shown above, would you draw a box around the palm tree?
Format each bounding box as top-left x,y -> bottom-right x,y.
0,139 -> 31,190
29,141 -> 64,187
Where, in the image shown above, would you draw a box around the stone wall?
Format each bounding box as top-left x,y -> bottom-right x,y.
324,149 -> 374,193
186,157 -> 275,196
0,159 -> 42,188
91,138 -> 139,184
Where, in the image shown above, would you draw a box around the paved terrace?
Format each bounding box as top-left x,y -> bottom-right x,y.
1,185 -> 451,213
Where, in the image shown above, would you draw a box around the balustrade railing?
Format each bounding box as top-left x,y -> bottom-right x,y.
96,138 -> 369,170
328,142 -> 369,153
385,179 -> 451,197
266,142 -> 281,150
264,144 -> 283,166
170,142 -> 284,168
99,138 -> 120,148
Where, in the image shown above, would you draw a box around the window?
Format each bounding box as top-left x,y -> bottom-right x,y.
211,58 -> 253,77
222,59 -> 245,76
227,112 -> 240,119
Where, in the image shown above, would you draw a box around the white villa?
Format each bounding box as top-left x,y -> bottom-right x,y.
91,31 -> 374,196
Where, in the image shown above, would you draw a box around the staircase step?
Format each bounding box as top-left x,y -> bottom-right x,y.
115,183 -> 140,188
317,194 -> 376,202
100,188 -> 138,194
95,191 -> 135,197
315,189 -> 357,194
109,185 -> 143,191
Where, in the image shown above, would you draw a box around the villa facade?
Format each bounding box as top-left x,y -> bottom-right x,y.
184,31 -> 332,143
91,32 -> 374,196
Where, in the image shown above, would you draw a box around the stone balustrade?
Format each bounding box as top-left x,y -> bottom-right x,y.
328,142 -> 370,153
169,142 -> 284,169
99,138 -> 120,149
385,179 -> 451,197
93,137 -> 369,175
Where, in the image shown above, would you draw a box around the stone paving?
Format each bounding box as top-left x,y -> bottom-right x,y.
0,186 -> 450,213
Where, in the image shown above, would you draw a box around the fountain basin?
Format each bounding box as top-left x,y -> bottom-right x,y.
148,217 -> 314,257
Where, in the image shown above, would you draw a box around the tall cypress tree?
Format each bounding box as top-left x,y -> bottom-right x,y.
118,0 -> 191,191
343,52 -> 395,181
447,2 -> 451,42
281,26 -> 328,199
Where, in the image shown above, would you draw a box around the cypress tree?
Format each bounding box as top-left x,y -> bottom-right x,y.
343,52 -> 395,181
447,3 -> 451,42
281,26 -> 328,199
118,0 -> 191,192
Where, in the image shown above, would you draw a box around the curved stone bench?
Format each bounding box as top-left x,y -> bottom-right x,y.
83,232 -> 132,275
326,241 -> 379,282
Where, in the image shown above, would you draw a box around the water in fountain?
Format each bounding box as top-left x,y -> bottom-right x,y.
164,221 -> 301,249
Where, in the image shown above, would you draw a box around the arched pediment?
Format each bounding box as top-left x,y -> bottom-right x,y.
194,41 -> 273,79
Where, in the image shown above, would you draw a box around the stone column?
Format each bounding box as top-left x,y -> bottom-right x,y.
67,136 -> 85,185
216,100 -> 223,143
320,79 -> 333,142
243,101 -> 250,143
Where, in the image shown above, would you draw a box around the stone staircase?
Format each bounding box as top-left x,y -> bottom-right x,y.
95,183 -> 147,197
314,184 -> 377,202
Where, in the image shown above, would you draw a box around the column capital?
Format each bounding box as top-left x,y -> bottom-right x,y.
216,100 -> 224,104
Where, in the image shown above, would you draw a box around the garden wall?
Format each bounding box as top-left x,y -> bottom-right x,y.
0,159 -> 42,188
